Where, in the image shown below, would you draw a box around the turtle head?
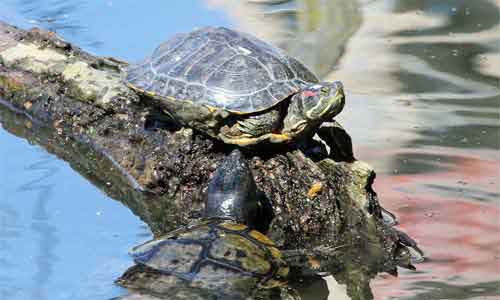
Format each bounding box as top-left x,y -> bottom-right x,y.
283,81 -> 345,136
205,149 -> 271,231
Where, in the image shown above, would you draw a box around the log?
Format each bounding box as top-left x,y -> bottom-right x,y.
0,21 -> 410,299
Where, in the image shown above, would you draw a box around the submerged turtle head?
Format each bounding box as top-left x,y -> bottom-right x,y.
283,81 -> 345,137
205,149 -> 269,231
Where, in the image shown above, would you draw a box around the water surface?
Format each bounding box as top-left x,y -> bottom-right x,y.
0,1 -> 232,299
1,0 -> 499,299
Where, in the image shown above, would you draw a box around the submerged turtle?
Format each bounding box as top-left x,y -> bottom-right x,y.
126,26 -> 345,147
117,150 -> 288,299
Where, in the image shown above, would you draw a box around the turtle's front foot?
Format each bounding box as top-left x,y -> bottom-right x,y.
316,121 -> 355,162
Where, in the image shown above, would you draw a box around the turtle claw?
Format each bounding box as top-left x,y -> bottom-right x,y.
394,245 -> 418,272
395,229 -> 425,262
391,229 -> 424,274
381,206 -> 398,226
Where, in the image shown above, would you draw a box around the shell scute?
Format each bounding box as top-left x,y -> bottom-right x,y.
210,232 -> 271,275
129,220 -> 287,286
126,27 -> 319,113
131,239 -> 202,274
249,230 -> 276,246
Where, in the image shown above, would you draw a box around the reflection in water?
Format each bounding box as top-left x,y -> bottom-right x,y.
207,0 -> 361,77
17,154 -> 58,300
409,280 -> 500,299
0,101 -> 146,299
0,202 -> 20,299
324,0 -> 500,299
0,0 -> 233,61
1,0 -> 499,299
2,0 -> 101,48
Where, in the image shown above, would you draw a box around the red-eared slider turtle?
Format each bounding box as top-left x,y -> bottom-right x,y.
117,150 -> 288,299
126,27 -> 345,147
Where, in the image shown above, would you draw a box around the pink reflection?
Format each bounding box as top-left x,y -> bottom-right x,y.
361,147 -> 500,299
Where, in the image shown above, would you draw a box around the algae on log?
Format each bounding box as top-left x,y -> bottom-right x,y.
0,21 -> 409,298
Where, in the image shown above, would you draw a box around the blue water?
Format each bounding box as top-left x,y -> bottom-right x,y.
0,1 -> 233,299
0,0 -> 232,61
0,124 -> 147,299
1,1 -> 499,299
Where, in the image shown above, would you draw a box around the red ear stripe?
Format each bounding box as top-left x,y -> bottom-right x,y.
302,90 -> 317,97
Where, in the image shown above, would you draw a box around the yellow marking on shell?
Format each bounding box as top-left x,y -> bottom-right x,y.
249,230 -> 275,246
268,246 -> 282,259
308,255 -> 321,270
211,231 -> 272,274
307,182 -> 323,199
219,222 -> 247,231
226,109 -> 249,116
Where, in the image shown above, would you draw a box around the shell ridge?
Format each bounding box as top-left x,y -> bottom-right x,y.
126,60 -> 151,82
146,62 -> 159,92
202,53 -> 239,86
204,223 -> 262,277
248,94 -> 255,111
283,56 -> 298,80
152,33 -> 190,63
204,257 -> 259,277
146,71 -> 158,91
165,39 -> 211,78
182,39 -> 217,82
208,82 -> 271,98
244,54 -> 276,84
161,78 -> 171,96
206,78 -> 297,98
187,224 -> 218,276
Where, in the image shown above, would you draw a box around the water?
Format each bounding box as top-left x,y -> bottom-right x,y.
0,115 -> 148,299
0,1 -> 232,299
0,0 -> 499,299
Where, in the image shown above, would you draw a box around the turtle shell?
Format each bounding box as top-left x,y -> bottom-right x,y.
126,26 -> 318,113
130,220 -> 289,289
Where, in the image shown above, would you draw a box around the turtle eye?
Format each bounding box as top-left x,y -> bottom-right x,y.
320,87 -> 330,94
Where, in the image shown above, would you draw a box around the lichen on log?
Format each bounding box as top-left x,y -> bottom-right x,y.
0,21 -> 413,299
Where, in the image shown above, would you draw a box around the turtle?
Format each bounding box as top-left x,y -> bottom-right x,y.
116,150 -> 288,299
126,26 -> 345,147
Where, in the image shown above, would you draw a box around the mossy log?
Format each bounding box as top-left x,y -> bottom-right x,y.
0,21 -> 409,299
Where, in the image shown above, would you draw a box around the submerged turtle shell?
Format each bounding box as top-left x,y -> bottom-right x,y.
126,26 -> 318,113
130,219 -> 288,289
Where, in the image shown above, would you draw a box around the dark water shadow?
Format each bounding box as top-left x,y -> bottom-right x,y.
17,153 -> 59,300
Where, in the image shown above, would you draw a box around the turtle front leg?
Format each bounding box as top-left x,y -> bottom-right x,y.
236,108 -> 282,137
316,121 -> 355,162
219,109 -> 287,146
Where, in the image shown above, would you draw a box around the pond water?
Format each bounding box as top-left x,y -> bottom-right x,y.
0,0 -> 498,300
